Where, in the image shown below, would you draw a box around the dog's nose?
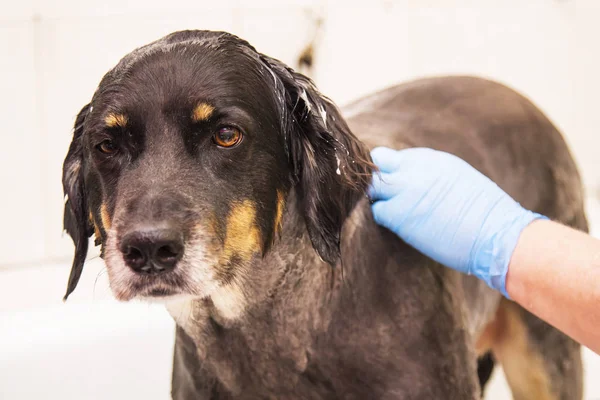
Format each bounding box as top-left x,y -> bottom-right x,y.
119,227 -> 184,274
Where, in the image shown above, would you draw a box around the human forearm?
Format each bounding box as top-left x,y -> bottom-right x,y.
369,147 -> 600,353
507,219 -> 600,354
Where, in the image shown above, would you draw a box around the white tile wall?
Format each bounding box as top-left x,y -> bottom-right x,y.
0,1 -> 599,398
0,0 -> 35,21
315,2 -> 579,169
575,0 -> 600,199
311,1 -> 587,195
0,22 -> 45,265
406,3 -> 575,132
1,0 -> 596,266
315,4 -> 413,104
33,0 -> 239,20
237,6 -> 316,67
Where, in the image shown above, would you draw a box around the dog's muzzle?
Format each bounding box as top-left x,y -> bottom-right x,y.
119,224 -> 185,275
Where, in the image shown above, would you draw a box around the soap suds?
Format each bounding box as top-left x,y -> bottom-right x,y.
299,88 -> 312,112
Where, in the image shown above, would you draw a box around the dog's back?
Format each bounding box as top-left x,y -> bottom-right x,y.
344,76 -> 586,399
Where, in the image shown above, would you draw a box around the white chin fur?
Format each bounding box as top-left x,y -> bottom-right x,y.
141,292 -> 193,304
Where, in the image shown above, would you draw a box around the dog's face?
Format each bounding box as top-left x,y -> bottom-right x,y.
62,31 -> 372,304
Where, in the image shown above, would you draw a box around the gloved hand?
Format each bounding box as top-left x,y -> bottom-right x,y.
368,147 -> 546,298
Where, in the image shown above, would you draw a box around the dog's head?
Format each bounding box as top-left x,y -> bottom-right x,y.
62,30 -> 372,303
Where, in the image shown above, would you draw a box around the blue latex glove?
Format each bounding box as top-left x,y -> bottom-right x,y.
369,147 -> 547,298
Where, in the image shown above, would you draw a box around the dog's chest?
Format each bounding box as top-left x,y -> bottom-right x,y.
207,319 -> 312,394
177,317 -> 398,399
171,288 -> 437,400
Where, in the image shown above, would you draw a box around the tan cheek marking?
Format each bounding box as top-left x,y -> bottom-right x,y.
274,190 -> 286,236
105,113 -> 128,128
100,203 -> 111,231
192,103 -> 215,122
221,200 -> 261,265
211,201 -> 261,318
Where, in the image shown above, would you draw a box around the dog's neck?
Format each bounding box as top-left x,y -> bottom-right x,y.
166,190 -> 348,340
165,191 -> 350,395
166,194 -> 375,396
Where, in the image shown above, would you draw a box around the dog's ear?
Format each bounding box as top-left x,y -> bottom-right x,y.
261,56 -> 374,264
62,104 -> 93,300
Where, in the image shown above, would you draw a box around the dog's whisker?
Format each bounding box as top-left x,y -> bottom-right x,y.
93,267 -> 108,301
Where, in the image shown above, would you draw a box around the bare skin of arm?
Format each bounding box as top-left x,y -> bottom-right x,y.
507,219 -> 600,354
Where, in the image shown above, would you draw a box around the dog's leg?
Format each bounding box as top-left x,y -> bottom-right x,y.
476,352 -> 495,397
475,205 -> 586,400
493,211 -> 588,400
172,326 -> 229,400
489,299 -> 583,400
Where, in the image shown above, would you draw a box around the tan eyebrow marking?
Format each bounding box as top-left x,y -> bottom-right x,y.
105,113 -> 128,128
192,102 -> 215,122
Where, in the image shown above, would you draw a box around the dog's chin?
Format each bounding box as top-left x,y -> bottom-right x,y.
137,286 -> 180,300
104,266 -> 188,302
138,290 -> 195,304
106,267 -> 216,303
111,283 -> 197,303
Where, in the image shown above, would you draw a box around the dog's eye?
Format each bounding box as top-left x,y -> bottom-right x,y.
96,139 -> 117,155
213,127 -> 243,148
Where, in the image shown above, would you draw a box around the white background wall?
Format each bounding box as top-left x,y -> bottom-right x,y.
3,0 -> 600,268
2,0 -> 600,267
1,0 -> 599,399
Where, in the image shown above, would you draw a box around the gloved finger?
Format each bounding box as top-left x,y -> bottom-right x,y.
368,171 -> 403,201
370,146 -> 406,173
371,199 -> 401,234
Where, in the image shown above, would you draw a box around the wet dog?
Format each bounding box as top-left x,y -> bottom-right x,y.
63,30 -> 585,399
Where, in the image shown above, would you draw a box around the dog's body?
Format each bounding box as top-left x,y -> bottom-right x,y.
168,76 -> 585,400
347,77 -> 586,399
62,31 -> 585,400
